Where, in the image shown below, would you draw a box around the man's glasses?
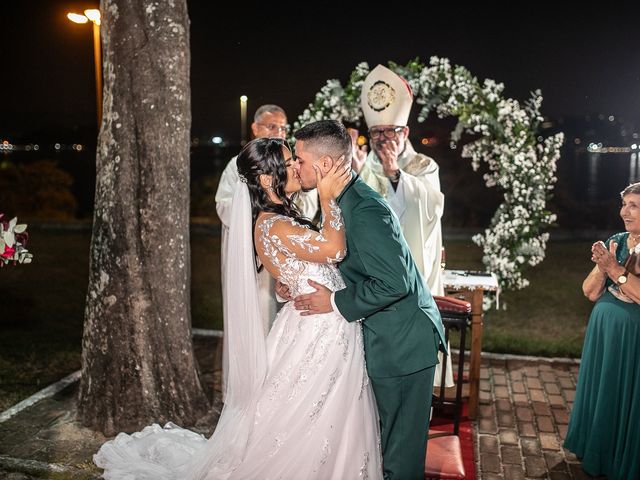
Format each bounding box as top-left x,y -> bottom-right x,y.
368,126 -> 405,139
257,123 -> 289,134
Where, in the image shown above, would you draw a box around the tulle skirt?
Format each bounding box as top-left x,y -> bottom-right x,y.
95,302 -> 383,479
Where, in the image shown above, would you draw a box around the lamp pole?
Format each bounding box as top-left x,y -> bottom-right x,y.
240,95 -> 248,146
91,20 -> 102,125
67,9 -> 102,127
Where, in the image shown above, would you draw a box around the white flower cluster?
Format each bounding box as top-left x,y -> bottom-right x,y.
294,58 -> 564,291
292,63 -> 370,134
1,215 -> 33,266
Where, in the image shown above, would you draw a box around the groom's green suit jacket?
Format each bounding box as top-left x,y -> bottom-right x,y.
334,175 -> 446,378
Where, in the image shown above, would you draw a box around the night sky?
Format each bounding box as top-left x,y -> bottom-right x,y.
3,1 -> 640,142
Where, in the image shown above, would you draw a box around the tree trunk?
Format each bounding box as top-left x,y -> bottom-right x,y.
78,0 -> 209,435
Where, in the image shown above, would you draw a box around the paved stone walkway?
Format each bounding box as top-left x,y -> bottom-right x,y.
0,336 -> 601,479
472,354 -> 603,480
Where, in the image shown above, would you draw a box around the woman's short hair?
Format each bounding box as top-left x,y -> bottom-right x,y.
620,182 -> 640,198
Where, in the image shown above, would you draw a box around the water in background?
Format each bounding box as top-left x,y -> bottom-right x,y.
577,152 -> 640,203
553,148 -> 640,231
2,141 -> 638,231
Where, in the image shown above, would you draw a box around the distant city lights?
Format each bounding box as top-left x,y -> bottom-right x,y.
587,142 -> 631,153
0,142 -> 83,153
419,137 -> 438,146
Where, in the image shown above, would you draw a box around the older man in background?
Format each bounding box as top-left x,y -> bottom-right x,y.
215,104 -> 317,394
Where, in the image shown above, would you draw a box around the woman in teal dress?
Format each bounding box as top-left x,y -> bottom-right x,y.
564,182 -> 640,480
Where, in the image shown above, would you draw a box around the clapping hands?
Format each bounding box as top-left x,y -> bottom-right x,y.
348,128 -> 367,173
376,138 -> 402,178
591,240 -> 618,273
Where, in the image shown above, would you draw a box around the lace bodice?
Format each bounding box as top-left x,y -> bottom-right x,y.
256,213 -> 346,298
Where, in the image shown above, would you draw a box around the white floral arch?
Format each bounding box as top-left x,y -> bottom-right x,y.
294,57 -> 564,291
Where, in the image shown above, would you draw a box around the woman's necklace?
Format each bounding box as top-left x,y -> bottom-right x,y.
629,233 -> 640,253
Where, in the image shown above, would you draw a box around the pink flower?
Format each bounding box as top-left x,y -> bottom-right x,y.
0,213 -> 33,265
1,245 -> 15,259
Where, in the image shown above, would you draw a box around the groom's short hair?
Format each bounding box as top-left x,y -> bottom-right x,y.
294,120 -> 352,163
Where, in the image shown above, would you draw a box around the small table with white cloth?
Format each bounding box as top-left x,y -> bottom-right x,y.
442,269 -> 500,419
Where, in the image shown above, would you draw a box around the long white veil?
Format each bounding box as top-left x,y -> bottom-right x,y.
187,180 -> 268,479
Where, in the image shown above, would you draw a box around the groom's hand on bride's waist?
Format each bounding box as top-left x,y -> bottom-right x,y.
275,281 -> 292,302
294,280 -> 333,316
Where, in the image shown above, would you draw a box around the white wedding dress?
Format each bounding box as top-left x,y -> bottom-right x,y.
94,210 -> 383,479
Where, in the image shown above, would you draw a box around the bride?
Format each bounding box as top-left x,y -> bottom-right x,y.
94,137 -> 383,479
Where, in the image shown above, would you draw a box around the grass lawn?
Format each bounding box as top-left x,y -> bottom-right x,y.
445,239 -> 593,358
0,226 -> 595,410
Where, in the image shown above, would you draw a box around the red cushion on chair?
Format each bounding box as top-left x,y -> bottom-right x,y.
424,434 -> 466,479
433,295 -> 472,315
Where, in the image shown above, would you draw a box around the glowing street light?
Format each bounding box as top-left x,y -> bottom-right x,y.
240,95 -> 248,146
83,9 -> 101,24
67,9 -> 102,126
67,13 -> 89,24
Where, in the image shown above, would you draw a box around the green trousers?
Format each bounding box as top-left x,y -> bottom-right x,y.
370,366 -> 435,480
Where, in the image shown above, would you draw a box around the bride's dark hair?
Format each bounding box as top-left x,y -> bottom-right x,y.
236,137 -> 314,229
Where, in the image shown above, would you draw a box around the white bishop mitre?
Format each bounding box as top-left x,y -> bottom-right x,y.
360,64 -> 414,127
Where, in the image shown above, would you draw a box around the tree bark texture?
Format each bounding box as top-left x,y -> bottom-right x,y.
78,0 -> 209,435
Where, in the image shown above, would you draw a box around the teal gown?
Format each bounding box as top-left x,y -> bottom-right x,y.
564,232 -> 640,480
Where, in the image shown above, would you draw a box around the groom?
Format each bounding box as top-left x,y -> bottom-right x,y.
291,120 -> 446,479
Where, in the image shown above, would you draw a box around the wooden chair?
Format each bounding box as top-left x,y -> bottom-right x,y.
424,433 -> 466,480
432,295 -> 470,434
424,295 -> 471,480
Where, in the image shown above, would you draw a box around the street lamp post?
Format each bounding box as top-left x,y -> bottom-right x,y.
67,9 -> 102,127
240,95 -> 248,146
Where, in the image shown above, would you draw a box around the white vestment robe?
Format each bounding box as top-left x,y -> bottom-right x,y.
360,140 -> 453,387
359,140 -> 444,295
